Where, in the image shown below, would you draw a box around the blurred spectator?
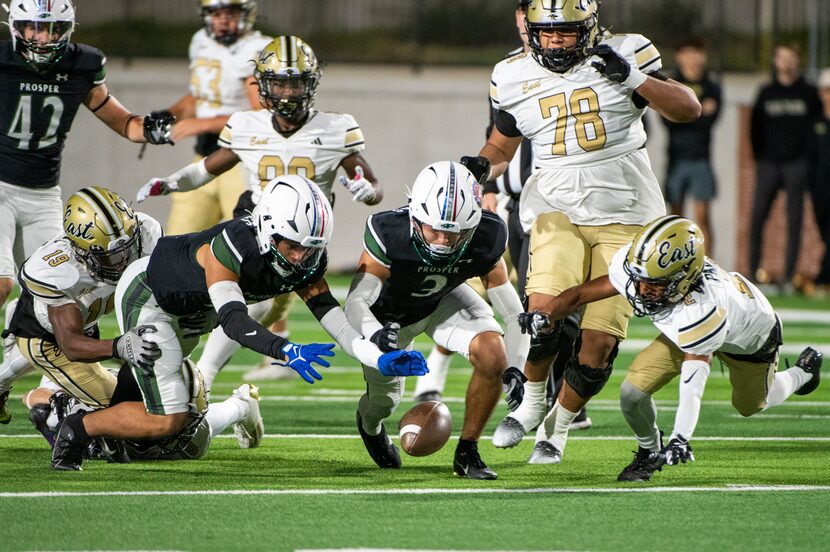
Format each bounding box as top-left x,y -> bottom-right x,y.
662,39 -> 721,254
812,69 -> 830,293
749,43 -> 822,288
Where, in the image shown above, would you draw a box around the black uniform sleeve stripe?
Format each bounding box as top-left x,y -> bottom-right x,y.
679,305 -> 718,332
682,318 -> 727,350
640,56 -> 662,72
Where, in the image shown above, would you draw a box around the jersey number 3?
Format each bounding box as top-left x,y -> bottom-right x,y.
9,95 -> 64,150
538,87 -> 606,155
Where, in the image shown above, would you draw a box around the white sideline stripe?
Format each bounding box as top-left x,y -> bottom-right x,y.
3,434 -> 829,442
297,550 -> 576,552
2,485 -> 828,498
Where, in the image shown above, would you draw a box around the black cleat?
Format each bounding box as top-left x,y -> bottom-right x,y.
89,438 -> 131,464
28,403 -> 56,448
356,410 -> 401,468
453,441 -> 498,480
617,447 -> 665,482
794,347 -> 823,395
0,388 -> 10,424
51,413 -> 90,471
415,391 -> 441,403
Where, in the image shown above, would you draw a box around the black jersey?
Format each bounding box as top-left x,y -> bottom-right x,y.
147,217 -> 327,319
364,208 -> 506,327
0,41 -> 106,189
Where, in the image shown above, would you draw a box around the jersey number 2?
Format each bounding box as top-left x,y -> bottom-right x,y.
8,95 -> 64,150
538,87 -> 606,155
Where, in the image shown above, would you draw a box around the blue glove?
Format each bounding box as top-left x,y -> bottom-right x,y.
276,342 -> 335,384
377,350 -> 429,377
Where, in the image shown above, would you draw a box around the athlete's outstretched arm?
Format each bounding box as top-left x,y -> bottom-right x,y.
480,258 -> 529,370
136,147 -> 240,202
541,275 -> 618,321
85,84 -> 172,144
340,153 -> 383,205
48,304 -> 114,362
634,77 -> 701,123
345,251 -> 391,338
297,277 -> 387,369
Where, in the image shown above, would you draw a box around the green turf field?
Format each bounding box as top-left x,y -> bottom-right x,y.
1,279 -> 828,551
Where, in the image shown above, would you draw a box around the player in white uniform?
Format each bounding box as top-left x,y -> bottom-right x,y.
158,0 -> 271,235
464,0 -> 701,464
0,188 -> 263,463
136,36 -> 383,390
525,216 -> 822,481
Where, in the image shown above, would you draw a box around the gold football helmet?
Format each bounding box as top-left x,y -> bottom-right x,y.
526,0 -> 600,72
63,187 -> 142,285
624,216 -> 705,317
254,36 -> 321,124
199,0 -> 256,45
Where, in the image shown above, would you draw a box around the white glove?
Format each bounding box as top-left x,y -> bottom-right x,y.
339,166 -> 375,203
112,325 -> 161,371
136,178 -> 178,203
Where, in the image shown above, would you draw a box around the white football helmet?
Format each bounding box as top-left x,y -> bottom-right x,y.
251,175 -> 333,281
7,0 -> 76,68
408,161 -> 482,266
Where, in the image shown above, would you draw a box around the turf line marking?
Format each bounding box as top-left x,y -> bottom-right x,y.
2,485 -> 828,498
3,434 -> 829,442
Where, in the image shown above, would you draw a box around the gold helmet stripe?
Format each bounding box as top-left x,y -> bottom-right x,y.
75,187 -> 122,239
632,215 -> 684,264
290,35 -> 298,69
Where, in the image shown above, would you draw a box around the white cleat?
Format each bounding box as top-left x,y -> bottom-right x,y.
527,441 -> 562,464
492,416 -> 528,448
232,384 -> 264,449
246,357 -> 295,381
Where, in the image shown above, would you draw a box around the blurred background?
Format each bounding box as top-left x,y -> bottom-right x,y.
7,0 -> 830,282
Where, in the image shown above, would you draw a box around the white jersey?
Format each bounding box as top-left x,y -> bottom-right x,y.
188,29 -> 272,118
218,108 -> 366,200
608,245 -> 778,357
491,34 -> 666,228
20,214 -> 163,335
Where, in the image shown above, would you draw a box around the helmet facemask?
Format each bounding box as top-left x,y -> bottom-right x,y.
12,18 -> 74,69
266,233 -> 325,284
258,73 -> 318,124
76,222 -> 143,285
410,217 -> 475,268
527,17 -> 597,72
200,1 -> 255,46
623,258 -> 690,318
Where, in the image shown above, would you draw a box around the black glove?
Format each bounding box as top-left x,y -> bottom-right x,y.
459,155 -> 491,184
663,436 -> 695,465
370,322 -> 401,353
588,44 -> 631,84
517,310 -> 552,338
502,366 -> 527,411
143,111 -> 176,145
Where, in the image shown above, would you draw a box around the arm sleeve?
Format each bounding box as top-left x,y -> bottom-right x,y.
318,305 -> 383,369
167,158 -> 215,193
209,280 -> 288,358
494,109 -> 523,138
670,359 -> 711,440
344,272 -> 385,338
486,281 -> 529,369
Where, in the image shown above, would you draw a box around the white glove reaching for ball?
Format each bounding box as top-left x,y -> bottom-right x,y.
136,178 -> 179,203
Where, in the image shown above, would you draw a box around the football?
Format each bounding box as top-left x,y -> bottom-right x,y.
397,400 -> 453,456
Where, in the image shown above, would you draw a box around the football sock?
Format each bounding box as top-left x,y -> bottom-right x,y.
536,399 -> 577,452
764,366 -> 811,409
0,349 -> 34,394
206,396 -> 248,437
414,346 -> 452,397
509,380 -> 547,430
456,438 -> 477,453
620,380 -> 661,452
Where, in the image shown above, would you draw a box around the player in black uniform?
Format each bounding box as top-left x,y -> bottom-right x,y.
0,0 -> 174,314
50,175 -> 426,471
345,161 -> 529,480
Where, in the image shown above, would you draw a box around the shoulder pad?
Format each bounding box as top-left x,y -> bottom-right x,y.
604,33 -> 662,74
211,219 -> 258,275
363,212 -> 394,268
20,243 -> 81,300
72,43 -> 107,73
136,212 -> 164,256
477,211 -> 508,258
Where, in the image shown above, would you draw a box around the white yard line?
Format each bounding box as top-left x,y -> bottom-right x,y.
1,484 -> 828,498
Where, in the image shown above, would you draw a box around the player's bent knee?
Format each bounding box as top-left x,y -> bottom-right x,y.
565,357 -> 614,399
469,332 -> 505,374
733,401 -> 762,418
619,380 -> 650,411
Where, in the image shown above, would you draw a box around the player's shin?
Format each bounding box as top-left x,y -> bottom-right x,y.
764,365 -> 811,409
620,380 -> 661,452
206,395 -> 248,437
414,345 -> 451,401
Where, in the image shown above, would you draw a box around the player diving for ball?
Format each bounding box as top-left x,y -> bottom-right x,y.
0,187 -> 267,463
51,176 -> 426,471
520,216 -> 823,481
345,161 -> 530,480
136,35 -> 383,389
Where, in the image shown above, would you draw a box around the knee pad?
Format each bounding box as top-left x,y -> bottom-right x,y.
564,357 -> 613,399
619,380 -> 649,413
527,320 -> 562,362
